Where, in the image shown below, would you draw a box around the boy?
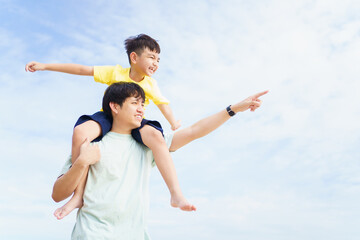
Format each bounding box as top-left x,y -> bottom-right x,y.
25,34 -> 195,220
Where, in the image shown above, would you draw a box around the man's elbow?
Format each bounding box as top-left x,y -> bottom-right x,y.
52,191 -> 62,203
52,185 -> 66,202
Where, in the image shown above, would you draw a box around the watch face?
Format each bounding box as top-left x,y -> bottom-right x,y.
227,106 -> 235,116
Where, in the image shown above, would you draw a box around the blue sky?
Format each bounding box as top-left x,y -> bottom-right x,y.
1,0 -> 360,239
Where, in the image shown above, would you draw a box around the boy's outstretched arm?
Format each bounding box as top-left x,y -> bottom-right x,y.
157,104 -> 181,131
25,61 -> 94,76
169,90 -> 269,152
52,139 -> 100,202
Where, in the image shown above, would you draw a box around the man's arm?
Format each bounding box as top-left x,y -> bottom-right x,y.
52,139 -> 100,202
157,104 -> 181,131
25,61 -> 94,76
169,90 -> 268,152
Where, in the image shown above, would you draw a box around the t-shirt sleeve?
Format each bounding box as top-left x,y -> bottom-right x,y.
151,132 -> 174,167
58,156 -> 72,178
94,66 -> 116,85
150,79 -> 170,105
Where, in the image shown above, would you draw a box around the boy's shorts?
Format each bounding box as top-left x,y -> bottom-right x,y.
74,111 -> 163,145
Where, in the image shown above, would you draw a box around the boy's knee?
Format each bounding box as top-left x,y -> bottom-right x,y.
73,124 -> 85,137
73,124 -> 89,142
141,126 -> 164,142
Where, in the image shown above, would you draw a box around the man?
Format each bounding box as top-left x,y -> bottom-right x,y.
52,82 -> 268,239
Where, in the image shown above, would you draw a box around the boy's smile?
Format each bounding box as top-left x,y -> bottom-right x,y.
134,47 -> 160,77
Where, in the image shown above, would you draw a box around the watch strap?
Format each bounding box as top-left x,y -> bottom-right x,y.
226,105 -> 236,117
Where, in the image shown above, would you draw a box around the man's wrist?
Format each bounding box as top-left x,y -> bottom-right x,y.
226,105 -> 236,117
73,156 -> 90,168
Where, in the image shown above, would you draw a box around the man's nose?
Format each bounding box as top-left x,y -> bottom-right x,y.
137,104 -> 144,113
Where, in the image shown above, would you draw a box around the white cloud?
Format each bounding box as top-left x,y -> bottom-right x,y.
1,0 -> 360,239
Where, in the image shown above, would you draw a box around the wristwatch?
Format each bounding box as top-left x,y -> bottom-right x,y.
226,105 -> 236,117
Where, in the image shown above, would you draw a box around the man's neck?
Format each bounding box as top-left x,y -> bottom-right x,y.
111,121 -> 132,135
129,68 -> 145,83
110,128 -> 132,135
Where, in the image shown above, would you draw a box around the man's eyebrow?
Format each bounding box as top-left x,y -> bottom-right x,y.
135,96 -> 144,102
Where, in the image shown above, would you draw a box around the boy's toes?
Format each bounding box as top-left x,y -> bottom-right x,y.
180,203 -> 196,212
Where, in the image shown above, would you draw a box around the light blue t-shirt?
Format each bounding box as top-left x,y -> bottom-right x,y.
60,131 -> 173,240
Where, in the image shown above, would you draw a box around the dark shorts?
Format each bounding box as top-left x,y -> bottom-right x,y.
74,111 -> 163,144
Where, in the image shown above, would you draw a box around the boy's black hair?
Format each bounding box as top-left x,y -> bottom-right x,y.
124,34 -> 161,64
102,82 -> 145,117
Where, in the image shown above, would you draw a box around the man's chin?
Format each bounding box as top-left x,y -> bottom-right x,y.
133,121 -> 142,128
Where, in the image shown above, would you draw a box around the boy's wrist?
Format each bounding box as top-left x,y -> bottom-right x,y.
42,63 -> 48,71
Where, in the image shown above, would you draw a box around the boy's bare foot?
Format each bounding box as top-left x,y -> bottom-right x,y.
171,194 -> 196,211
54,206 -> 72,220
53,195 -> 83,220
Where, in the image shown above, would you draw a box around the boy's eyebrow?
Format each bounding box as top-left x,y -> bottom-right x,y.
148,52 -> 159,60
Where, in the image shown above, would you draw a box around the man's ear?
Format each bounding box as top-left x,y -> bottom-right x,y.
109,102 -> 120,114
130,52 -> 138,64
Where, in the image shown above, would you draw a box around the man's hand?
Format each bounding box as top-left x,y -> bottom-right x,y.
171,120 -> 181,131
77,138 -> 100,166
231,90 -> 269,113
25,61 -> 45,72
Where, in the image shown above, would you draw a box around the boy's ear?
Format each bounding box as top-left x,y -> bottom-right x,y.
109,102 -> 120,114
130,52 -> 138,64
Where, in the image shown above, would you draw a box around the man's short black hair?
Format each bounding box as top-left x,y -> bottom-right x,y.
102,82 -> 145,117
124,34 -> 160,64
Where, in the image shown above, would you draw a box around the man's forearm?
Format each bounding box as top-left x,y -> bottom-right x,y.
44,63 -> 94,76
52,159 -> 88,202
169,90 -> 268,152
52,139 -> 99,202
170,109 -> 230,151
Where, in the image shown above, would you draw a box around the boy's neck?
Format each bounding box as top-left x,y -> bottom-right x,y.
129,68 -> 145,83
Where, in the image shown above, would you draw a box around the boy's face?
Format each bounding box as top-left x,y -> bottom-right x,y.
134,47 -> 160,77
114,96 -> 144,129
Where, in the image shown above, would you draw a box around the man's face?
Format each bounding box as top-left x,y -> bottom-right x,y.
135,47 -> 160,77
115,96 -> 144,129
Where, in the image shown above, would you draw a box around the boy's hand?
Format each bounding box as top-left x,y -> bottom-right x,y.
78,138 -> 100,166
171,120 -> 181,131
25,61 -> 45,72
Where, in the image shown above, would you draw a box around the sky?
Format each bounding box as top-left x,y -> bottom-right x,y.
1,0 -> 360,239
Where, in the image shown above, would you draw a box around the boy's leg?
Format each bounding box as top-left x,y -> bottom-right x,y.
140,125 -> 196,211
54,120 -> 102,220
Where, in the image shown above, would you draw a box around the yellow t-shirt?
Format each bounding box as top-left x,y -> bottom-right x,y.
94,65 -> 170,108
